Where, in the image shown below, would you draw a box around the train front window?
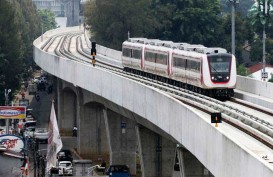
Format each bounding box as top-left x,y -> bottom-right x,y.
208,54 -> 232,82
208,55 -> 231,74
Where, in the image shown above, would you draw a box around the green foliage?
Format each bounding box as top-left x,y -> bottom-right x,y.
237,64 -> 251,76
38,9 -> 57,32
0,0 -> 23,104
221,0 -> 255,17
0,0 -> 41,105
84,0 -> 271,69
85,0 -> 226,50
154,0 -> 224,46
85,0 -> 158,50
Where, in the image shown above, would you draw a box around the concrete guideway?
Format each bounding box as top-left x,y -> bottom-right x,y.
33,26 -> 273,177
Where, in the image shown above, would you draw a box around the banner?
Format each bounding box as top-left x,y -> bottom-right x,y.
0,106 -> 26,119
46,101 -> 63,172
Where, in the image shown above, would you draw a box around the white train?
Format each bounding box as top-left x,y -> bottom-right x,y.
122,38 -> 237,98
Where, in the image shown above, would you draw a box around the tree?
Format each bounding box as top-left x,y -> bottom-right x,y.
165,0 -> 224,46
38,9 -> 57,32
221,0 -> 255,17
15,0 -> 41,79
0,0 -> 41,104
248,1 -> 273,65
237,64 -> 251,76
85,0 -> 158,50
0,1 -> 23,104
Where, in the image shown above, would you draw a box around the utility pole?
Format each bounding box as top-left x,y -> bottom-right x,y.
4,89 -> 11,134
41,23 -> 44,42
262,24 -> 266,80
229,0 -> 240,56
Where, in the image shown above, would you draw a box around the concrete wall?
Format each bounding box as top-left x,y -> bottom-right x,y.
34,27 -> 273,177
236,76 -> 273,100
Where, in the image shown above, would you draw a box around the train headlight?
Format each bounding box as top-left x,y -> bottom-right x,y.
226,76 -> 229,80
211,76 -> 215,80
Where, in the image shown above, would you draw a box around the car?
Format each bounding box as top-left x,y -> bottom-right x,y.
24,127 -> 35,138
57,149 -> 73,162
26,108 -> 33,116
106,165 -> 131,177
25,115 -> 35,122
34,128 -> 48,143
23,120 -> 36,129
58,161 -> 73,176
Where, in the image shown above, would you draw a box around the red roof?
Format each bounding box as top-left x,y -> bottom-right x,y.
247,63 -> 273,73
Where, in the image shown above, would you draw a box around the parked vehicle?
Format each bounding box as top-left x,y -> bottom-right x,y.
106,165 -> 130,177
58,161 -> 73,176
24,127 -> 35,138
57,149 -> 73,162
34,128 -> 48,143
25,115 -> 35,122
23,120 -> 36,129
26,108 -> 33,116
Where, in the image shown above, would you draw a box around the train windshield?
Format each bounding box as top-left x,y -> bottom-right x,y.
208,55 -> 231,74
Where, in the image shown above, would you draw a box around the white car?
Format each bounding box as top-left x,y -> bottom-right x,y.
34,128 -> 48,142
58,161 -> 73,176
34,128 -> 48,141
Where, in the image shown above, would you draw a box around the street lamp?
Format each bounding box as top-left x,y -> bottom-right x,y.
229,0 -> 240,56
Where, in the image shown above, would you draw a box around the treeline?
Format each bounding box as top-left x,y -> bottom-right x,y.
0,0 -> 40,104
84,0 -> 273,73
0,0 -> 56,105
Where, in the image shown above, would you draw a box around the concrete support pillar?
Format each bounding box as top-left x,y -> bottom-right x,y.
175,147 -> 214,177
105,109 -> 137,175
78,103 -> 109,158
57,78 -> 64,132
60,89 -> 76,135
136,126 -> 176,177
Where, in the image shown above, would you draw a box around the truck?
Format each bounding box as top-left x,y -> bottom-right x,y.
28,84 -> 37,95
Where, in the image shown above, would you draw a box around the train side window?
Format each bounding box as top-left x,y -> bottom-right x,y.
122,48 -> 131,57
173,57 -> 186,69
189,61 -> 200,72
132,49 -> 141,60
145,51 -> 156,63
157,54 -> 167,65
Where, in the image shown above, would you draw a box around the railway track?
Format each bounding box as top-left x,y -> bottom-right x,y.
41,32 -> 273,159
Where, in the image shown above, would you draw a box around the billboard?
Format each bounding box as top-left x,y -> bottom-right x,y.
0,106 -> 26,119
0,135 -> 25,152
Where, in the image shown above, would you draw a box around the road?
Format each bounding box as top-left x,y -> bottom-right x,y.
17,71 -> 100,177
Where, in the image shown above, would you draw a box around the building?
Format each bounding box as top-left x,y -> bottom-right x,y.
32,0 -> 64,17
32,0 -> 81,26
247,63 -> 273,81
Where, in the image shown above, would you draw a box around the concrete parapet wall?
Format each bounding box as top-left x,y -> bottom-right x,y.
33,27 -> 273,177
236,76 -> 273,99
96,45 -> 122,61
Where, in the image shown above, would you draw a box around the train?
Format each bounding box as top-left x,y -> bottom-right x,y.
121,38 -> 236,98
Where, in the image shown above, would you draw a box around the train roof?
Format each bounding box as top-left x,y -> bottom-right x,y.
125,38 -> 228,55
196,47 -> 227,54
128,38 -> 148,44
